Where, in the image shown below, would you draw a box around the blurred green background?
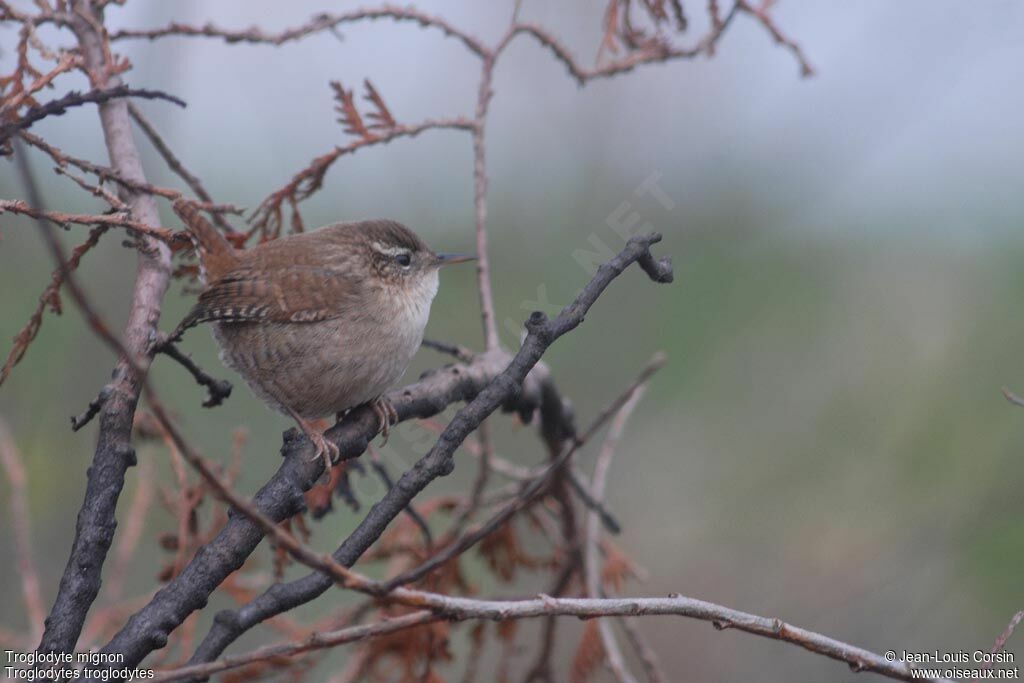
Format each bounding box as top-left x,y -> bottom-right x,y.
2,1 -> 1024,680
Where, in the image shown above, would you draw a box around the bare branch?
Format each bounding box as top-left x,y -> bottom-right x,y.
585,378 -> 650,683
154,592 -> 945,683
1,221 -> 108,387
736,0 -> 814,77
618,616 -> 669,683
0,199 -> 176,241
471,53 -> 499,350
108,6 -> 489,57
19,131 -> 244,215
127,102 -> 238,234
36,0 -> 175,655
0,52 -> 80,116
985,611 -> 1024,671
157,342 -> 233,408
0,85 -> 186,146
380,352 -> 667,595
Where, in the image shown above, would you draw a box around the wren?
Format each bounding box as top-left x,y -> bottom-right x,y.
169,199 -> 473,470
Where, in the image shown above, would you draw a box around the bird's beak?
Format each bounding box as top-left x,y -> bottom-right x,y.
435,253 -> 476,266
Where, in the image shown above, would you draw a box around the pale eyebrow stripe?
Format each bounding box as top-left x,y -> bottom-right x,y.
370,241 -> 411,257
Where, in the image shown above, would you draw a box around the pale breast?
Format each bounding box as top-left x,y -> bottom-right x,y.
212,269 -> 438,420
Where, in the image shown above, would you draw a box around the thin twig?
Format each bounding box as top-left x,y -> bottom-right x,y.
154,592 -> 947,683
471,58 -> 499,350
0,85 -> 186,143
369,453 -> 433,551
0,53 -> 80,116
251,117 -> 473,238
0,416 -> 46,643
1002,387 -> 1024,407
381,352 -> 667,594
585,381 -> 650,683
984,610 -> 1024,671
127,102 -> 237,234
0,199 -> 176,241
157,342 -> 233,408
19,131 -> 244,214
1,222 -> 109,388
566,466 -> 622,534
109,7 -> 489,57
70,385 -> 111,431
421,337 -> 475,363
618,616 -> 669,683
736,0 -> 814,77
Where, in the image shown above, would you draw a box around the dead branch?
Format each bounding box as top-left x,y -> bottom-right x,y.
19,131 -> 245,215
378,352 -> 668,595
157,342 -> 233,408
0,221 -> 108,387
153,592 -> 946,683
0,199 -> 176,241
585,381 -> 649,683
0,85 -> 186,146
127,102 -> 238,234
250,117 -> 473,239
35,0 -> 175,655
108,6 -> 489,56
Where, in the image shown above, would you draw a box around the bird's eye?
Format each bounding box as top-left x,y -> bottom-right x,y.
395,253 -> 412,267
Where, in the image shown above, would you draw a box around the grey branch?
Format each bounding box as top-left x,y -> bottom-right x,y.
152,592 -> 947,683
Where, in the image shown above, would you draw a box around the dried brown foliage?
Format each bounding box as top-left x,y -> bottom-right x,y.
571,620 -> 606,683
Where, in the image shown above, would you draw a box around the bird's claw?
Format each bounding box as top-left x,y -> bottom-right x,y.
308,431 -> 340,474
370,396 -> 399,447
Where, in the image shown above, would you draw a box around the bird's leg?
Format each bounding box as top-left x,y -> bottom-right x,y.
369,395 -> 399,447
287,409 -> 339,473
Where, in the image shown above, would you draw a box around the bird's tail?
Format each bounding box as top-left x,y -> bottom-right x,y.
172,198 -> 236,282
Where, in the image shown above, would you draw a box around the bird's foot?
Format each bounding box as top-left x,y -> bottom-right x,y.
308,430 -> 340,474
290,412 -> 339,473
370,396 -> 399,447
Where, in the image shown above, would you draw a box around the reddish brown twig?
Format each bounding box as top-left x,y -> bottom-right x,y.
984,610 -> 1024,671
0,52 -> 80,116
362,79 -> 397,131
736,0 -> 814,76
0,199 -> 176,241
249,117 -> 473,239
109,6 -> 488,56
127,102 -> 238,234
1,222 -> 108,387
0,417 -> 45,643
19,131 -> 244,216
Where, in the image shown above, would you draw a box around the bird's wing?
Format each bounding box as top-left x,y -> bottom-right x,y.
173,264 -> 360,336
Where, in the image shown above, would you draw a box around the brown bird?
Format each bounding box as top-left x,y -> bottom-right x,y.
170,199 -> 472,470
